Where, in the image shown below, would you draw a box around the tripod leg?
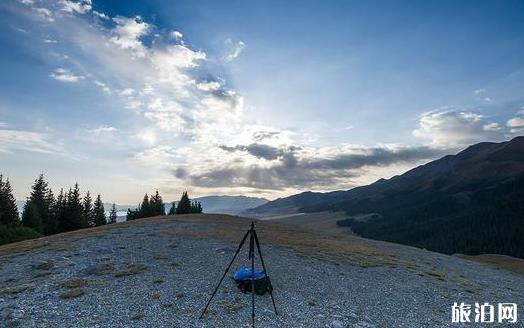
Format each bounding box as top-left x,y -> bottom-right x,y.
253,230 -> 278,316
199,228 -> 250,319
250,226 -> 256,327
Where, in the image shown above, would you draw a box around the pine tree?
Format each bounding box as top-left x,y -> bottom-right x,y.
126,208 -> 139,221
43,188 -> 58,235
168,202 -> 176,215
64,183 -> 84,231
0,176 -> 20,226
82,191 -> 94,227
150,190 -> 165,216
53,188 -> 67,233
109,203 -> 117,224
22,174 -> 53,233
175,192 -> 191,214
93,194 -> 106,226
138,194 -> 150,218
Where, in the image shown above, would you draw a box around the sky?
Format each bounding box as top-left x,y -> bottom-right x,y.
1,0 -> 524,204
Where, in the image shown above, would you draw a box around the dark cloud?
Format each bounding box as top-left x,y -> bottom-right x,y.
176,144 -> 446,191
219,143 -> 298,161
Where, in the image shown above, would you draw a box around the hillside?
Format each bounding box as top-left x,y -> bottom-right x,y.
245,137 -> 524,258
1,214 -> 522,327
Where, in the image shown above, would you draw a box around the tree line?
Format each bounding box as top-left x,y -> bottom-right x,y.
126,191 -> 202,220
0,174 -> 117,245
1,173 -> 204,245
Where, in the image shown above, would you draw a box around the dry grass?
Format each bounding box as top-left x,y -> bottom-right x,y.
0,283 -> 33,295
165,214 -> 395,267
59,287 -> 85,299
114,263 -> 147,277
33,270 -> 53,278
61,277 -> 88,289
86,263 -> 116,276
33,260 -> 54,271
458,254 -> 524,277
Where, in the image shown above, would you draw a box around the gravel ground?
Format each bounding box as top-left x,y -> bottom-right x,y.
0,215 -> 523,328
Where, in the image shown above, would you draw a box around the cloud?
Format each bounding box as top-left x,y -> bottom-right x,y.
224,40 -> 245,62
181,143 -> 443,191
92,10 -> 109,20
87,126 -> 117,135
110,16 -> 150,56
413,109 -> 506,148
0,128 -> 61,154
50,68 -> 85,82
171,31 -> 183,39
60,0 -> 92,14
507,111 -> 524,134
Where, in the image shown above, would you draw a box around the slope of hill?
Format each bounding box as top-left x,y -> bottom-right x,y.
0,214 -> 522,327
246,137 -> 524,258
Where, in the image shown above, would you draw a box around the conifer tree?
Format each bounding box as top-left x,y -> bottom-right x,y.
22,174 -> 53,233
109,203 -> 117,224
126,207 -> 139,221
0,176 -> 19,226
93,194 -> 106,226
168,202 -> 176,215
138,194 -> 150,218
175,192 -> 191,214
82,191 -> 94,227
65,183 -> 84,231
53,188 -> 67,233
150,190 -> 165,216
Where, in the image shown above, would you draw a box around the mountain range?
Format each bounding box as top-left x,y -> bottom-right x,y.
245,136 -> 524,258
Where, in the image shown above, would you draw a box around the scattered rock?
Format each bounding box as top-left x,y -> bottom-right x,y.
332,319 -> 344,328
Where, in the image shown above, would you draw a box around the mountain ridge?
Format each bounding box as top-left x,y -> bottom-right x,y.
245,136 -> 524,258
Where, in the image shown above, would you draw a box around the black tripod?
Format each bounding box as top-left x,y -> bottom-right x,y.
199,221 -> 278,327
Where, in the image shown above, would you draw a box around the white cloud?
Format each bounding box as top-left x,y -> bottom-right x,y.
49,68 -> 85,82
110,16 -> 150,56
94,80 -> 111,93
0,128 -> 61,154
60,0 -> 92,14
196,81 -> 221,92
88,126 -> 117,135
507,112 -> 524,134
119,88 -> 135,96
171,31 -> 183,39
224,40 -> 245,62
413,109 -> 506,148
93,10 -> 109,20
474,88 -> 486,95
34,7 -> 55,22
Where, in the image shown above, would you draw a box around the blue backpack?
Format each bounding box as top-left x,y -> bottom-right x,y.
232,267 -> 272,295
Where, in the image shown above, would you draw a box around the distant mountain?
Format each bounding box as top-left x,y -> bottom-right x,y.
167,195 -> 268,216
246,136 -> 524,258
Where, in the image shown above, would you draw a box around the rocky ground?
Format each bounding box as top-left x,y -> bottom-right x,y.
0,214 -> 523,327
